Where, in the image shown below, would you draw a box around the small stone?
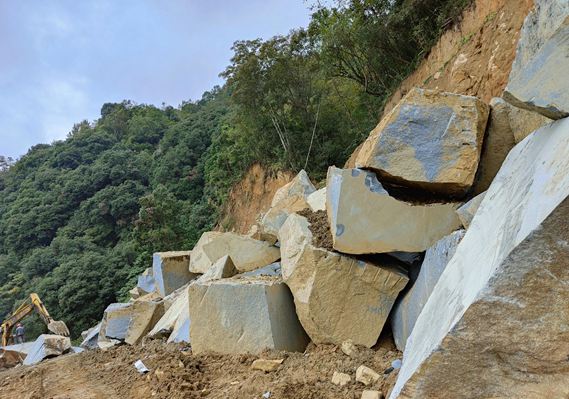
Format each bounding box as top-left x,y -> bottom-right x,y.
356,365 -> 381,386
361,390 -> 383,399
331,371 -> 351,386
262,391 -> 272,398
341,340 -> 357,357
251,358 -> 284,372
391,359 -> 402,370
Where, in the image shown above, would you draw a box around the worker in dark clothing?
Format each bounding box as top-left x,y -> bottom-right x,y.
14,323 -> 25,344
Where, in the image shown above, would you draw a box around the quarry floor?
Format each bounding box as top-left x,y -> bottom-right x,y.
0,338 -> 400,399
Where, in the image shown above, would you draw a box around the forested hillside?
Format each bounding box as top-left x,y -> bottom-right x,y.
0,0 -> 472,338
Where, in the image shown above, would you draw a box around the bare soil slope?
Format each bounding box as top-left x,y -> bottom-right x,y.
0,339 -> 400,399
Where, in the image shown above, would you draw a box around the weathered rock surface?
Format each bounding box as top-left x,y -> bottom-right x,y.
0,348 -> 26,369
189,276 -> 309,354
240,262 -> 281,278
270,169 -> 315,207
23,335 -> 71,366
125,301 -> 164,345
279,213 -> 408,347
99,303 -> 133,342
137,267 -> 156,294
327,167 -> 461,254
391,118 -> 569,398
259,170 -> 316,241
355,88 -> 489,195
361,391 -> 382,399
196,255 -> 237,283
307,187 -> 326,211
356,365 -> 381,386
189,232 -> 223,273
201,233 -> 280,273
391,230 -> 465,351
153,251 -> 196,297
80,323 -> 101,349
251,358 -> 284,372
456,192 -> 485,229
147,286 -> 189,342
503,0 -> 569,119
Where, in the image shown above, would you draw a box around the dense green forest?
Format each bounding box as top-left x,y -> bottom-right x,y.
0,0 -> 472,339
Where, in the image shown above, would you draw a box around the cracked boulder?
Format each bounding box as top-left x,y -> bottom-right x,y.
189,276 -> 309,354
279,213 -> 408,347
192,232 -> 280,273
153,251 -> 197,297
390,118 -> 569,399
503,0 -> 569,119
327,167 -> 461,254
355,88 -> 489,195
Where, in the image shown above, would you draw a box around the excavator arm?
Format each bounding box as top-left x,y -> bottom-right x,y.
1,293 -> 70,346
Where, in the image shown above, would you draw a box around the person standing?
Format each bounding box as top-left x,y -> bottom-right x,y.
14,323 -> 25,344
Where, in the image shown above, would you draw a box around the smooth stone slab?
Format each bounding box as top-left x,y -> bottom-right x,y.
153,251 -> 197,297
390,118 -> 569,398
327,167 -> 461,254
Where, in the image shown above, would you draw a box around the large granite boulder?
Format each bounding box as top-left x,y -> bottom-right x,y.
355,88 -> 489,195
196,255 -> 237,283
80,323 -> 101,349
391,230 -> 465,351
99,300 -> 164,346
196,232 -> 280,273
503,0 -> 569,119
473,98 -> 550,193
189,276 -> 309,354
327,167 -> 461,254
279,213 -> 408,347
259,170 -> 315,241
307,187 -> 326,212
147,286 -> 190,342
189,231 -> 223,273
137,267 -> 156,295
23,335 -> 71,366
270,169 -> 315,207
153,251 -> 197,297
390,118 -> 569,399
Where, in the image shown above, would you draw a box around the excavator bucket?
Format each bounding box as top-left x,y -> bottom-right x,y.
47,320 -> 70,337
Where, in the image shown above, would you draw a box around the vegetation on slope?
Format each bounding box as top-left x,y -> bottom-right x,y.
0,0 -> 472,338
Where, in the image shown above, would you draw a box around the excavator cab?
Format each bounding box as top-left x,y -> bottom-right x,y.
0,293 -> 69,346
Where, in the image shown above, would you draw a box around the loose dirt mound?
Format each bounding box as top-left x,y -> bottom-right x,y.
0,338 -> 401,399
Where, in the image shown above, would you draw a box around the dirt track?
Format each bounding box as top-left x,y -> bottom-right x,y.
0,338 -> 400,399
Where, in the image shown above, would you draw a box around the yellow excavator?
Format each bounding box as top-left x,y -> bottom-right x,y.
0,293 -> 70,346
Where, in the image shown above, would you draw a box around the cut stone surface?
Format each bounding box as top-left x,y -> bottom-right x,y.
189,232 -> 223,273
260,195 -> 310,241
137,267 -> 156,294
503,0 -> 569,119
196,255 -> 237,283
355,88 -> 489,195
189,276 -> 309,355
240,262 -> 281,278
153,251 -> 196,297
391,118 -> 569,398
271,169 -> 315,207
332,371 -> 351,386
456,192 -> 486,229
327,167 -> 461,254
356,365 -> 381,386
341,340 -> 357,357
201,233 -> 280,273
279,213 -> 408,347
148,286 -> 189,341
391,230 -> 465,351
80,323 -> 101,350
99,303 -> 133,341
307,187 -> 326,212
168,294 -> 190,343
23,335 -> 71,366
125,301 -> 165,345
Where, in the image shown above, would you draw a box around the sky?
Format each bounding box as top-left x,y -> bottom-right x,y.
0,0 -> 312,158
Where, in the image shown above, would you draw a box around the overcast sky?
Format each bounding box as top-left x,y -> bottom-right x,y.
0,1 -> 311,158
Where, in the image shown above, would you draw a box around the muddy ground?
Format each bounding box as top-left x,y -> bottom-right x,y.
0,336 -> 400,399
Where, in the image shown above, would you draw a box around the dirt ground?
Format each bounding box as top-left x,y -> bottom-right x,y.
298,209 -> 334,251
0,337 -> 401,399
